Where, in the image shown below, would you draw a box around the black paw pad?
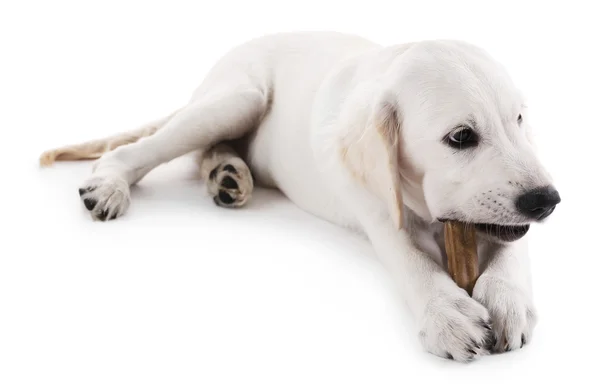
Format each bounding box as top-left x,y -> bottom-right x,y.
97,209 -> 109,221
209,168 -> 218,180
221,176 -> 238,190
445,352 -> 454,360
223,164 -> 237,174
83,198 -> 97,211
521,334 -> 526,348
218,190 -> 234,204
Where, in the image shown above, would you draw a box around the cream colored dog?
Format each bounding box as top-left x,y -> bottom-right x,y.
40,32 -> 561,362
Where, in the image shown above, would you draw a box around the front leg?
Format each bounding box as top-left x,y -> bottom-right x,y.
472,238 -> 537,352
364,216 -> 494,362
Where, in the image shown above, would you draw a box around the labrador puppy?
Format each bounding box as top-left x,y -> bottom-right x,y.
39,31 -> 561,362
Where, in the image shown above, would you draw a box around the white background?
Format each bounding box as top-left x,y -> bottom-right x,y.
1,1 -> 598,384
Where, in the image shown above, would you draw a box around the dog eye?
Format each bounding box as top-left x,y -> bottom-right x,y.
517,114 -> 523,124
446,128 -> 478,149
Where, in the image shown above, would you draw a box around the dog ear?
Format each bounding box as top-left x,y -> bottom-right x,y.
339,95 -> 405,229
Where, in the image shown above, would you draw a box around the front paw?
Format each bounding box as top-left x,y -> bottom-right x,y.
472,274 -> 537,353
419,289 -> 494,362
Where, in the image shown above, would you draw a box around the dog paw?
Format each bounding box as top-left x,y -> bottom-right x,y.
472,274 -> 537,353
207,160 -> 253,208
78,176 -> 130,221
419,288 -> 493,362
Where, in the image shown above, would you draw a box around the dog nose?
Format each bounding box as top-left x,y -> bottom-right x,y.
516,186 -> 561,220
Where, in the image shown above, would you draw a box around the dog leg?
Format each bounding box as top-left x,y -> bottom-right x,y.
471,240 -> 537,353
197,143 -> 254,208
326,174 -> 494,361
78,87 -> 268,221
361,214 -> 494,362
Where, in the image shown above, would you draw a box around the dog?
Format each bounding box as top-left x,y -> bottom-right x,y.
39,31 -> 561,362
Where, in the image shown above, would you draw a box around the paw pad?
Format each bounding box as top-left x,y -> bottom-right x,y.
83,198 -> 97,211
78,177 -> 130,221
208,162 -> 252,208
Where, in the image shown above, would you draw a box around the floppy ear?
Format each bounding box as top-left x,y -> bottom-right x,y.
339,94 -> 405,229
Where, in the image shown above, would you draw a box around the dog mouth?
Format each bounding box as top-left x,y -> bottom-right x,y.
472,223 -> 530,242
438,218 -> 530,242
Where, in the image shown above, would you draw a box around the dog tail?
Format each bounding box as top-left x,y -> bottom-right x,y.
39,109 -> 181,167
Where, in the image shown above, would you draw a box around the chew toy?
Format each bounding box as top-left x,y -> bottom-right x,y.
444,221 -> 479,296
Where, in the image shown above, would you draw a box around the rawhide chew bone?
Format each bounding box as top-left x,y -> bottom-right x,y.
444,221 -> 479,296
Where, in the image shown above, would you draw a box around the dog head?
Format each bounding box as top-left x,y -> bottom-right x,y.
367,40 -> 561,242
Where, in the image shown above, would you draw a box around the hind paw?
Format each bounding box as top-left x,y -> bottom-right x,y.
207,160 -> 253,208
78,176 -> 130,221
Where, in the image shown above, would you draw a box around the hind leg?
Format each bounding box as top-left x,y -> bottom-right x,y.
198,143 -> 254,208
79,86 -> 268,221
